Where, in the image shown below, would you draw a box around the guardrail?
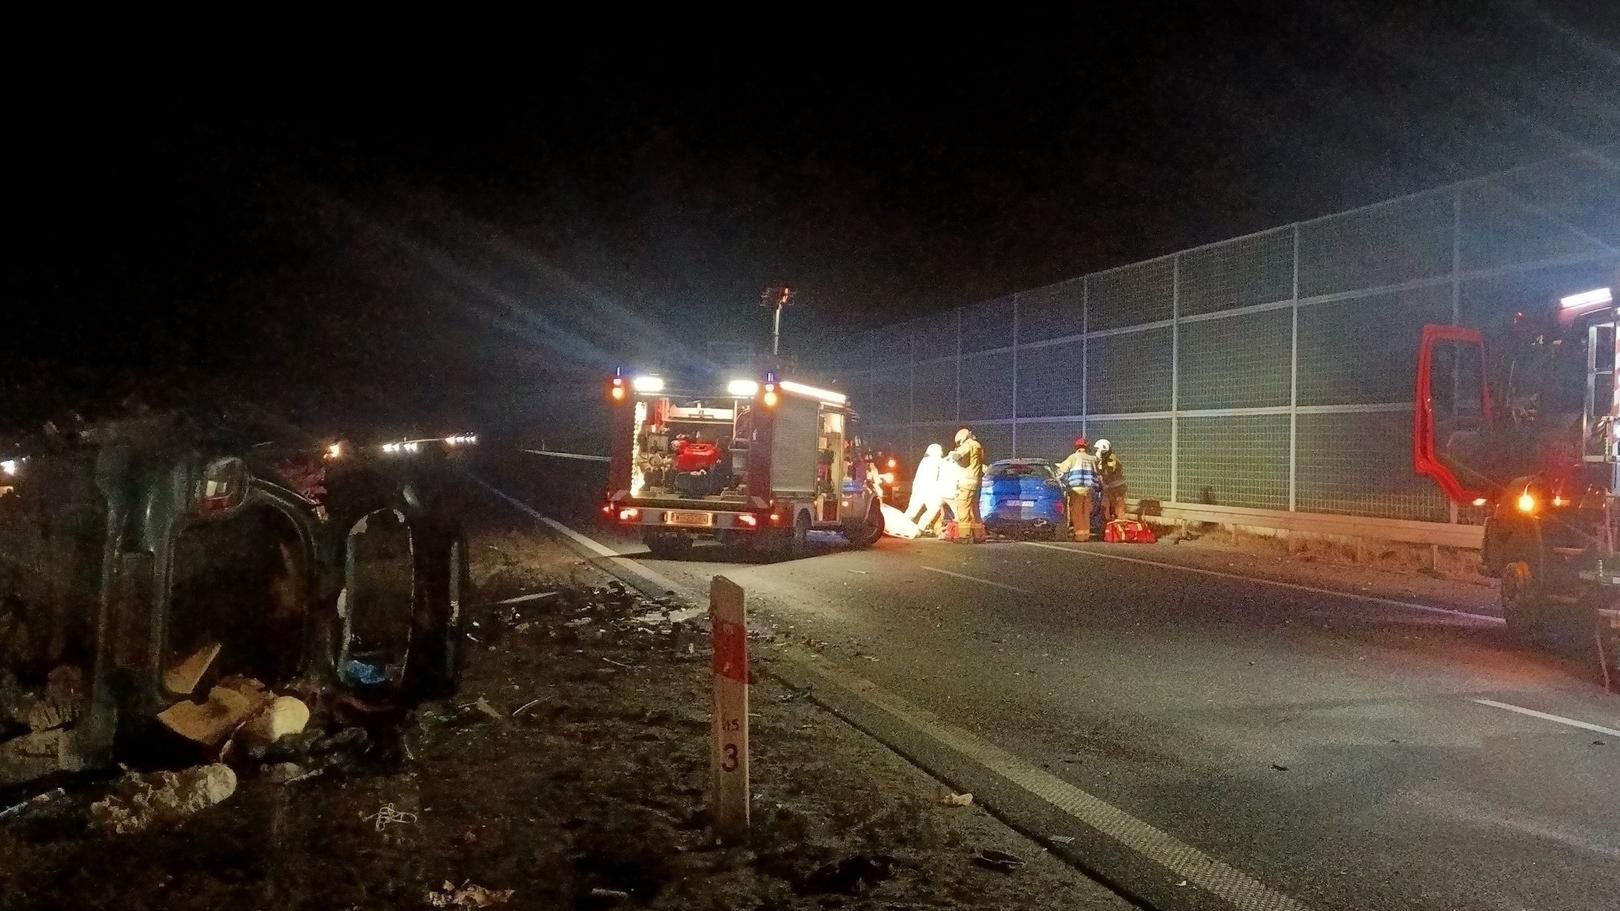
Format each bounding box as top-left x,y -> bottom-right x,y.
1143,501 -> 1484,550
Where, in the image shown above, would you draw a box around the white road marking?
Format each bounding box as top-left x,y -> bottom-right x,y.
1472,698 -> 1620,738
489,591 -> 559,606
1024,542 -> 1505,625
468,477 -> 694,609
785,651 -> 1314,911
520,448 -> 612,462
921,566 -> 1034,595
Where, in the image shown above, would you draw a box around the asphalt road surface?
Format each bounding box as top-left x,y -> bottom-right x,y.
503,496 -> 1620,910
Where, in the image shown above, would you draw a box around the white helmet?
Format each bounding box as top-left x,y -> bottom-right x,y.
926,443 -> 943,458
1094,439 -> 1111,454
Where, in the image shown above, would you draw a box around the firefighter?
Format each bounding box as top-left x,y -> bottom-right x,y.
1054,436 -> 1100,541
945,427 -> 987,543
907,443 -> 948,536
1095,439 -> 1127,522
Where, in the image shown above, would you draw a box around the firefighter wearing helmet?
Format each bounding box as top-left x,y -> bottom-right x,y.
945,427 -> 987,543
1094,438 -> 1127,522
1054,436 -> 1101,541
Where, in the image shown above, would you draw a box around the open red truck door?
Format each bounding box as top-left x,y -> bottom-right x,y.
1414,324 -> 1493,504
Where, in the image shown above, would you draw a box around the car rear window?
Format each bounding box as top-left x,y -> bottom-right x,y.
988,463 -> 1053,479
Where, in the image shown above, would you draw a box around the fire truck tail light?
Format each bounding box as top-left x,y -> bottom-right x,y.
736,514 -> 759,528
617,507 -> 641,522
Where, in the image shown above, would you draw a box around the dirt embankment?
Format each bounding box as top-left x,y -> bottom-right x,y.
0,512 -> 1123,910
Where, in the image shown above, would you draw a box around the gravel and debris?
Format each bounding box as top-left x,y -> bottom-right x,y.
0,509 -> 1126,910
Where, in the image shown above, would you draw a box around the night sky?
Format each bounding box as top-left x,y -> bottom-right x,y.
4,4 -> 1617,442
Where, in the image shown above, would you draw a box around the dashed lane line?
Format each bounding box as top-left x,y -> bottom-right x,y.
920,565 -> 1035,595
1473,698 -> 1620,738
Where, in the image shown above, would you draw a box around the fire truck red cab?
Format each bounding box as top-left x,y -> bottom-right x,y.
604,371 -> 884,559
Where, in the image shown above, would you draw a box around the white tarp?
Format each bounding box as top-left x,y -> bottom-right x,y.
881,502 -> 920,538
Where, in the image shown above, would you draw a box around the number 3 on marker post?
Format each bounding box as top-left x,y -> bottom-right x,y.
710,576 -> 749,841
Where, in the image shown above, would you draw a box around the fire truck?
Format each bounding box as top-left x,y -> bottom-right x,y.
1415,280 -> 1620,658
603,371 -> 884,559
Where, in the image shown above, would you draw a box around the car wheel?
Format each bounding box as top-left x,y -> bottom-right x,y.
405,528 -> 468,699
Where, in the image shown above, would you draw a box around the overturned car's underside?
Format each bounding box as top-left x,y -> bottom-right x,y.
0,415 -> 466,787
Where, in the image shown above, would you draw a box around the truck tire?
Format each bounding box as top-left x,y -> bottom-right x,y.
845,504 -> 884,548
1501,561 -> 1544,643
789,510 -> 812,559
645,533 -> 694,560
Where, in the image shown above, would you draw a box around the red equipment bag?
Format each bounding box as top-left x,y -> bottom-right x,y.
1103,518 -> 1157,544
673,441 -> 721,473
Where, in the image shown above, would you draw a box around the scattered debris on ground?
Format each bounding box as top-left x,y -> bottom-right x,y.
89,763 -> 237,835
425,879 -> 515,908
0,511 -> 1127,910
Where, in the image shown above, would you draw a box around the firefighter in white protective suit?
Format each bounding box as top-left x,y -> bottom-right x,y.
905,443 -> 949,536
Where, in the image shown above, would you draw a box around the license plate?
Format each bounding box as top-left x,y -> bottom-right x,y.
1012,500 -> 1036,507
665,511 -> 713,528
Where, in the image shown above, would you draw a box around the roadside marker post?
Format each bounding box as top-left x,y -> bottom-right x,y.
709,575 -> 750,843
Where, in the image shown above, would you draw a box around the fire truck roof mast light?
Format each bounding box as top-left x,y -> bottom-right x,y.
777,380 -> 847,405
1560,287 -> 1613,309
632,375 -> 665,393
726,379 -> 759,397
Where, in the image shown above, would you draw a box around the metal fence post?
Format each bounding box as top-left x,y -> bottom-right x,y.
955,308 -> 962,423
1011,296 -> 1020,454
1170,256 -> 1180,505
1449,187 -> 1463,524
1289,223 -> 1301,512
1081,278 -> 1089,437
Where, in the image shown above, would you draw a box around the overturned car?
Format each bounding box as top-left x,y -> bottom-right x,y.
0,414 -> 467,786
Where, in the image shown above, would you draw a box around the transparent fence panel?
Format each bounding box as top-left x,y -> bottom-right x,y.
865,366 -> 912,428
1089,258 -> 1174,331
1176,414 -> 1290,509
1298,189 -> 1454,297
1459,183 -> 1612,273
974,424 -> 1014,464
1177,309 -> 1291,410
910,423 -> 958,453
912,312 -> 959,362
1015,339 -> 1085,418
911,359 -> 957,423
823,148 -> 1618,525
962,296 -> 1016,353
1459,259 -> 1620,331
1015,421 -> 1085,461
1297,284 -> 1451,407
959,351 -> 1014,421
1087,328 -> 1173,414
1460,153 -> 1620,272
1295,411 -> 1450,521
1015,280 -> 1084,344
1178,228 -> 1295,316
1085,419 -> 1172,502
